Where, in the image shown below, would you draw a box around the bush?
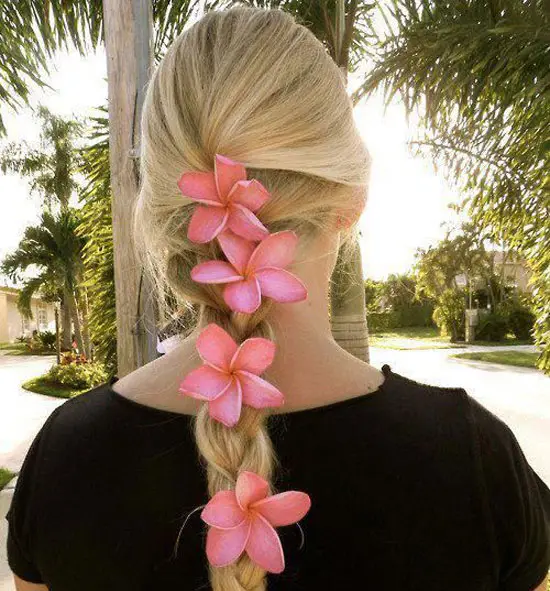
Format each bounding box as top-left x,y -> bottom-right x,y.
37,330 -> 56,351
367,311 -> 400,332
506,306 -> 535,340
476,312 -> 509,342
433,289 -> 466,342
368,304 -> 435,333
46,361 -> 108,390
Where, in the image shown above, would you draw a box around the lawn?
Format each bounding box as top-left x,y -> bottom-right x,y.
369,326 -> 533,350
0,341 -> 54,356
22,376 -> 87,398
369,326 -> 461,350
0,467 -> 16,491
451,351 -> 539,369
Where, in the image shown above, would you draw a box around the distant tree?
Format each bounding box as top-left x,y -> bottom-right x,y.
364,278 -> 384,313
380,273 -> 423,310
1,107 -> 84,348
1,210 -> 89,357
414,223 -> 492,304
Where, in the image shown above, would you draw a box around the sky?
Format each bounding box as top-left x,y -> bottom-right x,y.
0,46 -> 462,283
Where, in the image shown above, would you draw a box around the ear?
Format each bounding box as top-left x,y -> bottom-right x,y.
335,190 -> 366,229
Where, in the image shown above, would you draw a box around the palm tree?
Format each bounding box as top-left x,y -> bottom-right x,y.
1,210 -> 89,357
0,1 -> 103,134
360,0 -> 550,373
78,111 -> 117,374
1,106 -> 83,348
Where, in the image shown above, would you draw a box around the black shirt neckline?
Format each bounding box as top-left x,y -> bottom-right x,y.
106,363 -> 394,419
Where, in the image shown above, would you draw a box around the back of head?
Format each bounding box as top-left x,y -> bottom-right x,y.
135,6 -> 370,590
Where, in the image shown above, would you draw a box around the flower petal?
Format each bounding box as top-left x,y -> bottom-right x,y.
248,231 -> 298,271
208,378 -> 242,427
223,277 -> 262,314
230,338 -> 275,374
178,171 -> 221,206
206,520 -> 250,568
214,154 -> 247,202
252,491 -> 311,527
217,229 -> 256,275
236,471 -> 269,511
227,205 -> 269,242
179,365 -> 232,401
187,205 -> 228,244
191,261 -> 242,284
196,323 -> 238,371
201,490 -> 246,529
256,268 -> 308,303
237,371 -> 284,409
227,179 -> 270,212
245,513 -> 285,574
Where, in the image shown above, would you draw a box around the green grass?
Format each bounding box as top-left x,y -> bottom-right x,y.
451,351 -> 539,369
0,341 -> 54,356
0,468 -> 16,491
22,376 -> 87,398
369,326 -> 533,350
369,326 -> 462,350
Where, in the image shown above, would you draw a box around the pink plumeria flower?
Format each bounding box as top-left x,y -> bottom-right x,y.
202,471 -> 311,574
191,230 -> 308,314
178,153 -> 271,243
178,323 -> 284,427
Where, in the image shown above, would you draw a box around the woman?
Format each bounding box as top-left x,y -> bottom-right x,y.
6,7 -> 550,591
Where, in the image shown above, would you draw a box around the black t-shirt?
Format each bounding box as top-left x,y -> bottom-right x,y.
5,364 -> 550,590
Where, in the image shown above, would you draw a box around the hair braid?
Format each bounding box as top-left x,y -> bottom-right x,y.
195,307 -> 276,591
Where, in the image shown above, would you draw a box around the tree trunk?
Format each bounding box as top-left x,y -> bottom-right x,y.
330,240 -> 370,362
103,0 -> 156,376
77,283 -> 92,358
61,288 -> 72,350
329,5 -> 370,363
55,306 -> 61,364
68,289 -> 85,355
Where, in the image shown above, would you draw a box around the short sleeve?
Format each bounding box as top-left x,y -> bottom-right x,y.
466,393 -> 550,591
5,406 -> 62,584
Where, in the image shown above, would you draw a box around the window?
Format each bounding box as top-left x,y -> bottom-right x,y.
37,307 -> 48,331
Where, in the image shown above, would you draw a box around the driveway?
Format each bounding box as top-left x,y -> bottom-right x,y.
370,344 -> 550,486
0,353 -> 63,472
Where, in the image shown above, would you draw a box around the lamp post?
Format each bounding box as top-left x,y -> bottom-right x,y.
456,273 -> 476,343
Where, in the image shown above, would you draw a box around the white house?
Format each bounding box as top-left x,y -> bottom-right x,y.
0,286 -> 56,342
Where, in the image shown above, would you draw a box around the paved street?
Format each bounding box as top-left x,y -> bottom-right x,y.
0,346 -> 548,590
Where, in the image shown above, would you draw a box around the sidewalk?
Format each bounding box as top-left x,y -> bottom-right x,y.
0,352 -> 62,591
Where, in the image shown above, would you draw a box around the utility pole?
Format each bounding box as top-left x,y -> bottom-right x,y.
103,0 -> 157,376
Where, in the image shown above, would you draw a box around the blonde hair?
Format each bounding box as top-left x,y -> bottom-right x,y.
134,6 -> 370,590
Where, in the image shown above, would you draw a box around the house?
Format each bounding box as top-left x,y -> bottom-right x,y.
0,286 -> 56,342
491,250 -> 533,293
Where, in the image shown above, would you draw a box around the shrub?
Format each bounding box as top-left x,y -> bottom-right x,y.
433,289 -> 466,342
46,361 -> 108,390
476,312 -> 509,342
506,306 -> 535,340
37,330 -> 56,351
